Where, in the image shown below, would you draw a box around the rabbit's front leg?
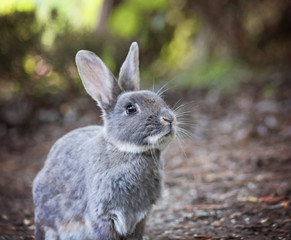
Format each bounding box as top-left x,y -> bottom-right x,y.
90,219 -> 119,240
125,218 -> 146,240
34,223 -> 58,240
34,222 -> 45,240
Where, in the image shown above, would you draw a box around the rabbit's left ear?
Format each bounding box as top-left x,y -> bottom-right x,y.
75,50 -> 121,111
118,42 -> 140,91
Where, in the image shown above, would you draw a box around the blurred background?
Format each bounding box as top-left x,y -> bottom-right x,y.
1,0 -> 291,143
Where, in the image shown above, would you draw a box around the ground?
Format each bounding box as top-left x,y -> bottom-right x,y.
0,80 -> 290,240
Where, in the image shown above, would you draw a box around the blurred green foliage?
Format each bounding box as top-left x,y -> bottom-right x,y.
176,58 -> 248,91
109,0 -> 167,38
0,11 -> 42,99
0,0 -> 290,107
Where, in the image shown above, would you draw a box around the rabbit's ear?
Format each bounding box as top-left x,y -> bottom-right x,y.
76,50 -> 121,110
118,42 -> 140,91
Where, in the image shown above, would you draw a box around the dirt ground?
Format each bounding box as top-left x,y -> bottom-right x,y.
0,80 -> 290,240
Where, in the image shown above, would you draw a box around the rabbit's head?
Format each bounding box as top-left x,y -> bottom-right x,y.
76,42 -> 176,153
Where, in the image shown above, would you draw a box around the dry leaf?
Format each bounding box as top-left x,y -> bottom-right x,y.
258,196 -> 282,202
229,212 -> 242,219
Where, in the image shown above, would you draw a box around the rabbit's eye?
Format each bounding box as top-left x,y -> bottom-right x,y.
126,104 -> 137,114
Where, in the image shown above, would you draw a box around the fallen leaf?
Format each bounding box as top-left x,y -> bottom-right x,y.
283,218 -> 291,223
1,225 -> 16,231
193,233 -> 212,239
268,201 -> 289,209
1,214 -> 8,220
282,201 -> 289,208
258,196 -> 282,202
229,212 -> 242,219
211,219 -> 224,227
23,218 -> 31,226
260,217 -> 269,224
239,196 -> 258,202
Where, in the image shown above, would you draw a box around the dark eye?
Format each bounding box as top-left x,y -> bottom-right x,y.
126,104 -> 137,114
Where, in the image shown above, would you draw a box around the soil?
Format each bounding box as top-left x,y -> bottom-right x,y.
0,80 -> 290,240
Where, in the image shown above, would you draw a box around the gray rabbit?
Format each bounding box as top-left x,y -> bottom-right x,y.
33,42 -> 176,240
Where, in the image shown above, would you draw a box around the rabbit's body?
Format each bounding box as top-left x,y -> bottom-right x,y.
34,126 -> 163,239
33,43 -> 176,240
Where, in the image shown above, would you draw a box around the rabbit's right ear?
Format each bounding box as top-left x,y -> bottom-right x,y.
76,50 -> 121,110
118,42 -> 140,91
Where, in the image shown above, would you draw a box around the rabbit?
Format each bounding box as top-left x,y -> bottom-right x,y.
32,42 -> 176,240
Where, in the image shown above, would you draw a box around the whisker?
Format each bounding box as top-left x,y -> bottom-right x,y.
152,78 -> 156,92
172,97 -> 183,110
175,133 -> 190,163
172,99 -> 196,143
157,85 -> 173,98
173,101 -> 194,112
177,123 -> 196,128
175,112 -> 193,117
150,147 -> 160,169
177,131 -> 193,140
176,116 -> 194,121
176,126 -> 194,140
176,117 -> 195,122
155,78 -> 178,97
156,81 -> 169,96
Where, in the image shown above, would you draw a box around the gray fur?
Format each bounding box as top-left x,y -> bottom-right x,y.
33,42 -> 176,240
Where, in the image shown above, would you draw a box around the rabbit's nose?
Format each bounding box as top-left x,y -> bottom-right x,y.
160,115 -> 175,126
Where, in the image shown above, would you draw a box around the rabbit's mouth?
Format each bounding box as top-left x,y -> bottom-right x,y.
146,129 -> 175,147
